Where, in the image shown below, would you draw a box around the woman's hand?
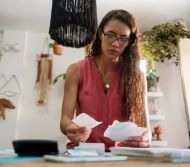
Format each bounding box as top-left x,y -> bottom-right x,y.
115,130 -> 151,148
65,123 -> 92,144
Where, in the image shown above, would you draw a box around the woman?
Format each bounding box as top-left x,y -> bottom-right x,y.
60,9 -> 151,150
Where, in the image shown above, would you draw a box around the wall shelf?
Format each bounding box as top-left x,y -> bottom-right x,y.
147,92 -> 163,99
148,91 -> 167,147
149,114 -> 165,121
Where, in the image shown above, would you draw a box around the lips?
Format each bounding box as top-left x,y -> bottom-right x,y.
107,49 -> 119,54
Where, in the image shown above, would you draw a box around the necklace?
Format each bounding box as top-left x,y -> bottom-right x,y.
98,63 -> 111,89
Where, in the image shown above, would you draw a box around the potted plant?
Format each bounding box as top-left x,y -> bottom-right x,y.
49,40 -> 64,56
146,69 -> 159,92
141,21 -> 190,65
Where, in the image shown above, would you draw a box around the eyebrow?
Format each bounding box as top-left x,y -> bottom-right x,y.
106,30 -> 129,38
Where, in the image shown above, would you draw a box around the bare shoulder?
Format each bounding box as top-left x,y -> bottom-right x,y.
67,62 -> 80,73
65,62 -> 80,83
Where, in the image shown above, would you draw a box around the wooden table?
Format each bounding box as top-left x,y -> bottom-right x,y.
1,159 -> 190,167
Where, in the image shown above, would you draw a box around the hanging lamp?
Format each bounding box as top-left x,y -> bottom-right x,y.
49,0 -> 97,48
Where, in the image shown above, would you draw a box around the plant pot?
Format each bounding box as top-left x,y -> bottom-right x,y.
53,44 -> 64,55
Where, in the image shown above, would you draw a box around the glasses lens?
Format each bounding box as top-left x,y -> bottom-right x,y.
106,34 -> 116,42
119,38 -> 129,45
104,33 -> 129,45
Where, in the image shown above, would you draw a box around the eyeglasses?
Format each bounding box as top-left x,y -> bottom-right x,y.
102,31 -> 130,46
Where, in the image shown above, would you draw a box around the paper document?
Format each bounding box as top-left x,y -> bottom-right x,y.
44,153 -> 128,163
72,113 -> 102,129
104,121 -> 148,142
110,147 -> 190,163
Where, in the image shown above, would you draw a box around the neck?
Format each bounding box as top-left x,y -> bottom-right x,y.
96,55 -> 119,73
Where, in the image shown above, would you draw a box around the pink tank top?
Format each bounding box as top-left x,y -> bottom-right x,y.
75,57 -> 125,150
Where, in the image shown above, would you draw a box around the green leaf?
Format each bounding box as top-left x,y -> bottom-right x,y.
141,21 -> 190,65
53,73 -> 66,85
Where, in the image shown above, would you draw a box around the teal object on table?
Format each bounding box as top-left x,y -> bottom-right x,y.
0,156 -> 43,164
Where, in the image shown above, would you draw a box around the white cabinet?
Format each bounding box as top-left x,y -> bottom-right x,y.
147,91 -> 168,147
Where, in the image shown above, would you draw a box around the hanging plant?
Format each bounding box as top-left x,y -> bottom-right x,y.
49,41 -> 64,56
141,21 -> 190,65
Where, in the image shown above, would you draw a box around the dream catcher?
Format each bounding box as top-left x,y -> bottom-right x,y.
36,38 -> 53,105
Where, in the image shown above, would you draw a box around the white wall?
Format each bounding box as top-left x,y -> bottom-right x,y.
179,38 -> 190,131
154,61 -> 190,148
0,30 -> 84,152
16,32 -> 85,152
0,31 -> 3,47
0,30 -> 26,149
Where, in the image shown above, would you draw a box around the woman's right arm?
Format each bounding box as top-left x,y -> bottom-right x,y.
60,62 -> 91,144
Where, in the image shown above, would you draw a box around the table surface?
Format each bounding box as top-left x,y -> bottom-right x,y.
1,159 -> 190,167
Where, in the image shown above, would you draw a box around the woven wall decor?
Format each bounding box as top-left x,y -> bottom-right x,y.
35,38 -> 52,105
49,0 -> 97,48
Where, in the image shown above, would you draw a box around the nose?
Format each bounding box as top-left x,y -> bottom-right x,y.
111,39 -> 120,47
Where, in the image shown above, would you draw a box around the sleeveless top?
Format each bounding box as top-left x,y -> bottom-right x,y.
75,57 -> 125,150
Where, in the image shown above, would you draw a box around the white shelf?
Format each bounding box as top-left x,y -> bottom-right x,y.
148,91 -> 166,147
149,114 -> 165,121
151,140 -> 168,147
147,92 -> 163,99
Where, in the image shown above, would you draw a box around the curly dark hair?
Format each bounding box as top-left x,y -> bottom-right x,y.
87,10 -> 146,127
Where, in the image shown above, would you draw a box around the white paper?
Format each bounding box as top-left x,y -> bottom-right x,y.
67,149 -> 98,157
74,143 -> 105,155
104,120 -> 148,142
72,113 -> 102,129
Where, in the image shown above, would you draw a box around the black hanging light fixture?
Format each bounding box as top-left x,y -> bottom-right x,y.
49,0 -> 97,48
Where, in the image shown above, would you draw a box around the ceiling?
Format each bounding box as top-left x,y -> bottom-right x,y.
0,0 -> 190,33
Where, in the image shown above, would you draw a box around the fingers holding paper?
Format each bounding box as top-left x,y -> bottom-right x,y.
115,130 -> 151,148
66,123 -> 92,144
104,120 -> 150,147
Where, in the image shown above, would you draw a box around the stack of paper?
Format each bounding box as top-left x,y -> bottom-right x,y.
104,121 -> 148,142
64,143 -> 105,156
74,143 -> 105,155
110,147 -> 190,163
0,149 -> 17,158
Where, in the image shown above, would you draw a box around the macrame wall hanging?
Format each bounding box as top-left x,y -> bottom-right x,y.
49,0 -> 97,48
35,38 -> 52,105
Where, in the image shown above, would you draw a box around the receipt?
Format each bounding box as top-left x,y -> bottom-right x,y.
104,120 -> 148,142
72,113 -> 102,129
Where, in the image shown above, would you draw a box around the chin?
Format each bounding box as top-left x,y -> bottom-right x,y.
106,54 -> 120,62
